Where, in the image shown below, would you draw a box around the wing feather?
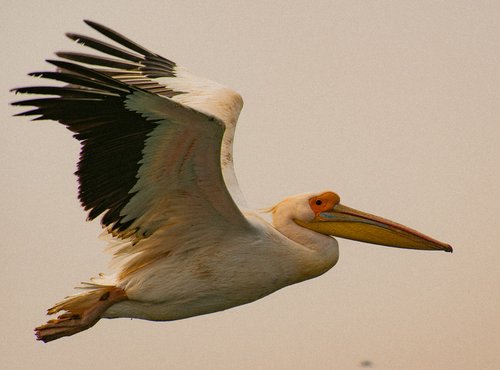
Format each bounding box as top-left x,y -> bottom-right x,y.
12,21 -> 249,247
67,20 -> 246,206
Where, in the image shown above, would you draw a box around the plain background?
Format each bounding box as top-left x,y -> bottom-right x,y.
2,1 -> 499,369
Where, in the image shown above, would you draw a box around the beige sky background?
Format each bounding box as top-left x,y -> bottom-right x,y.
2,1 -> 499,369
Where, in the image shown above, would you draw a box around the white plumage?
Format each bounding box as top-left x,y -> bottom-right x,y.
12,21 -> 452,342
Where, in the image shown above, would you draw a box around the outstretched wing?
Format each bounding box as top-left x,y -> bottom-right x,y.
12,21 -> 249,245
62,20 -> 246,207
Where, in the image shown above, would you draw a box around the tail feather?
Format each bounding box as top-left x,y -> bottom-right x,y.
47,285 -> 116,316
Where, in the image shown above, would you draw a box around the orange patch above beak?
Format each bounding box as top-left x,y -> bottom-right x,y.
309,191 -> 340,216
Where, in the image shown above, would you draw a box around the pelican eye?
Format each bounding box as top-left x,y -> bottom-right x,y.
315,200 -> 323,206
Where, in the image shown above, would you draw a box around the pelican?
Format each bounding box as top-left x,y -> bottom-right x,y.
12,21 -> 452,343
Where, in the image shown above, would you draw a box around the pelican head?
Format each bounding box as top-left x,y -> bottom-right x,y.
289,191 -> 452,252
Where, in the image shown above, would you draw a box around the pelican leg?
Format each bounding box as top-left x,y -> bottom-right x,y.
35,287 -> 127,343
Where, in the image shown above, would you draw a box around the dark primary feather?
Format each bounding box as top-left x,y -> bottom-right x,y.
55,52 -> 140,70
60,24 -> 179,98
83,20 -> 157,57
12,62 -> 159,234
83,19 -> 176,77
67,20 -> 176,80
27,71 -> 130,94
11,21 -> 186,235
14,86 -> 120,98
65,33 -> 144,63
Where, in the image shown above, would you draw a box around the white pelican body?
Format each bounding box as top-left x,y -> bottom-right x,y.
12,21 -> 451,342
106,211 -> 338,321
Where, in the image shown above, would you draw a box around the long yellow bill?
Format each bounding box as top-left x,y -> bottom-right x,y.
297,200 -> 452,253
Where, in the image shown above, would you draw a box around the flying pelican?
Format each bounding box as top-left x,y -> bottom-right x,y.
12,21 -> 452,343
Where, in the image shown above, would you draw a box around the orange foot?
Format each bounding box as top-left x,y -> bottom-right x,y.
35,286 -> 127,342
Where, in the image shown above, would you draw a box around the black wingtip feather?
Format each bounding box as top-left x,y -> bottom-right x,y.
13,20 -> 180,235
12,108 -> 44,117
65,32 -> 81,42
64,33 -> 143,63
13,85 -> 120,98
46,59 -> 125,86
56,51 -> 140,70
83,20 -> 157,58
25,71 -> 130,94
11,99 -> 39,106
